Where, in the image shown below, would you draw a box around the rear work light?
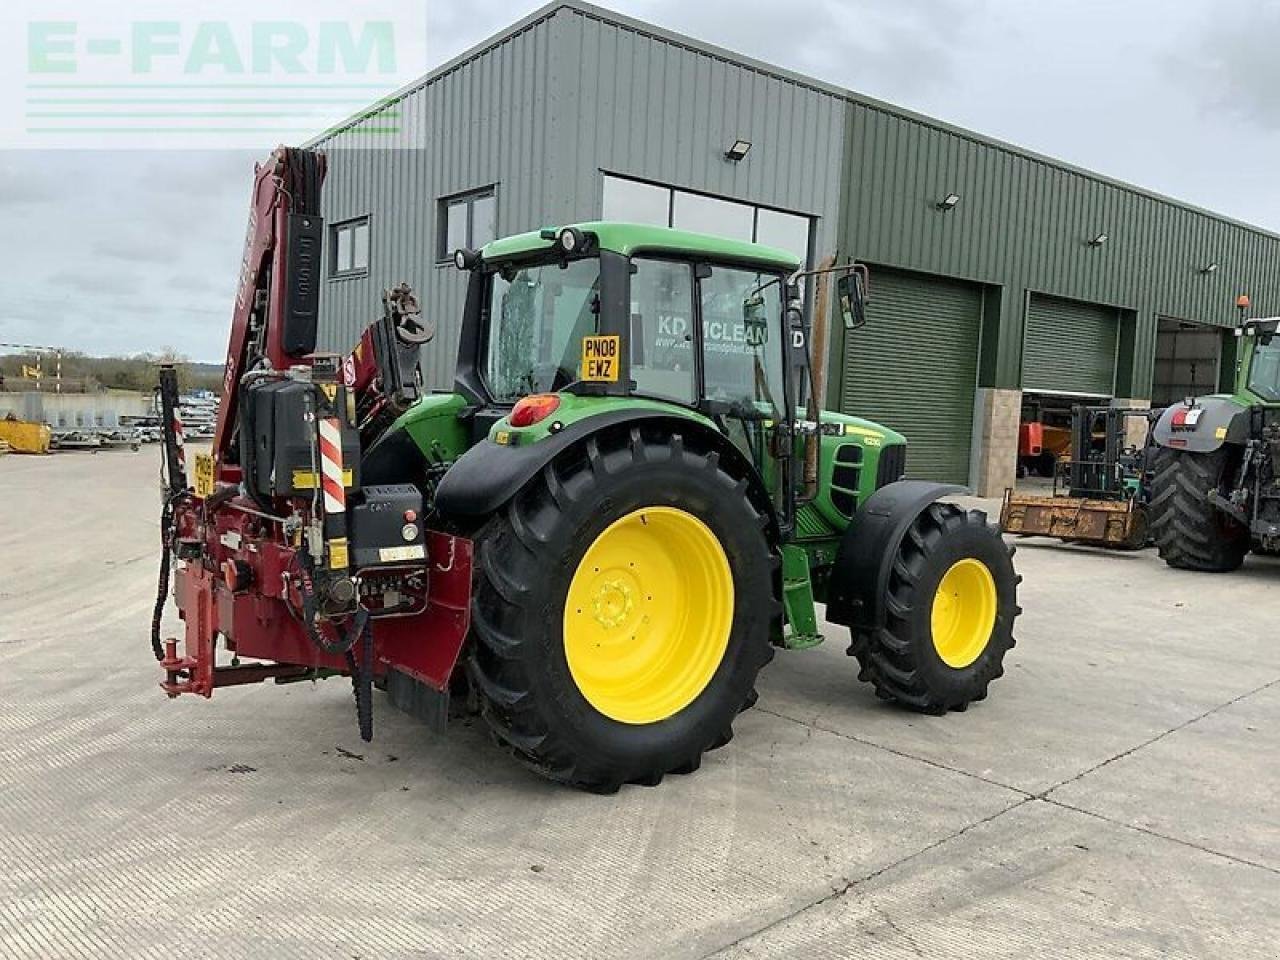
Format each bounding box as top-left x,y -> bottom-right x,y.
509,394 -> 561,428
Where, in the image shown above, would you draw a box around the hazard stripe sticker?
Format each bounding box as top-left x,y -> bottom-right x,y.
318,417 -> 346,514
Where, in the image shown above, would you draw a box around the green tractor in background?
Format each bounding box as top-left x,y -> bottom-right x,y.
1149,315 -> 1280,571
376,222 -> 1021,789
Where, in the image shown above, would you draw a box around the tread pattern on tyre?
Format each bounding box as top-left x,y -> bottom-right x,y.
466,424 -> 779,793
1148,446 -> 1249,572
850,503 -> 1018,715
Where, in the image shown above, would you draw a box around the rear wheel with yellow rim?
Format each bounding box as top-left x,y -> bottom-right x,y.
563,506 -> 735,725
467,426 -> 777,793
850,502 -> 1018,713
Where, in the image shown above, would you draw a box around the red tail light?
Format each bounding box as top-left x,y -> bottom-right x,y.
509,394 -> 561,428
1170,406 -> 1203,430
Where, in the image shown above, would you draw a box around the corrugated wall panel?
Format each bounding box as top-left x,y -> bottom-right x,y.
549,8 -> 846,265
312,4 -> 846,390
309,0 -> 1280,411
311,13 -> 564,390
836,98 -> 1280,400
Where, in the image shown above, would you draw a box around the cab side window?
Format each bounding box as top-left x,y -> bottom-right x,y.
698,265 -> 785,418
629,259 -> 695,403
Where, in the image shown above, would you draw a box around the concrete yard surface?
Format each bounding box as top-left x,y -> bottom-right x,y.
1,449 -> 1277,959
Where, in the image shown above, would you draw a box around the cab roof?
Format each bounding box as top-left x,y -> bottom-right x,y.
479,221 -> 802,272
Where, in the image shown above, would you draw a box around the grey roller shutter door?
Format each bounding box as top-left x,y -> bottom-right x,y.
1023,294 -> 1118,396
838,268 -> 981,484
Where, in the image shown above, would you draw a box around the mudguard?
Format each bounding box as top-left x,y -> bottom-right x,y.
1151,395 -> 1250,453
434,409 -> 775,528
824,480 -> 965,631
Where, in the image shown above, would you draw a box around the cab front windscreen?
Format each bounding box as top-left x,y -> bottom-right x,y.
483,257 -> 601,403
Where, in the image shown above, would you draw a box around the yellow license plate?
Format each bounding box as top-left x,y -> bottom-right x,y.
193,453 -> 215,498
581,334 -> 620,382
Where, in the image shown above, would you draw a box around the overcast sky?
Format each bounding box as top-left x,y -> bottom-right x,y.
1,0 -> 1276,362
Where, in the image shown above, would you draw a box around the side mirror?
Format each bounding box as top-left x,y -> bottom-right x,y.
835,270 -> 867,330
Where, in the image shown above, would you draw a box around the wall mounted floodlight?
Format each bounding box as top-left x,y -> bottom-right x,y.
724,139 -> 752,162
936,193 -> 961,211
1201,261 -> 1219,274
1089,232 -> 1109,246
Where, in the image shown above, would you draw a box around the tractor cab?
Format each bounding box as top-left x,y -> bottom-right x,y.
1243,318 -> 1280,403
447,222 -> 858,533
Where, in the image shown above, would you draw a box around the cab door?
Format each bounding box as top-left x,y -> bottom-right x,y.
694,263 -> 794,527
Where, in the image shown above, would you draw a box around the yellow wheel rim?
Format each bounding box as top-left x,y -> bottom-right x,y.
930,558 -> 998,669
564,507 -> 733,724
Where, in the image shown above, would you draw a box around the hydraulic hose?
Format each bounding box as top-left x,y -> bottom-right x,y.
293,551 -> 374,741
150,492 -> 186,661
294,551 -> 368,655
346,620 -> 374,743
149,498 -> 173,661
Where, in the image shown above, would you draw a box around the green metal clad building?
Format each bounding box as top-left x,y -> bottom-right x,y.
311,0 -> 1280,494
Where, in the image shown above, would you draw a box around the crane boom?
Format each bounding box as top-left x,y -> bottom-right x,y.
213,147 -> 326,480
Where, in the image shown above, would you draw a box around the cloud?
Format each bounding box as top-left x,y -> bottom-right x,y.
93,235 -> 171,265
46,269 -> 144,299
593,0 -> 987,102
1179,0 -> 1280,130
166,271 -> 237,298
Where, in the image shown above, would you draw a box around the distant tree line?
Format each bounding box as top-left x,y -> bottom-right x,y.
0,350 -> 224,395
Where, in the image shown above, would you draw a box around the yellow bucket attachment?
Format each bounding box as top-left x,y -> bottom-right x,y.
999,490 -> 1146,549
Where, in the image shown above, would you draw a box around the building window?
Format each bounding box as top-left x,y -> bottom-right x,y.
439,188 -> 496,261
602,174 -> 812,267
672,191 -> 754,242
602,176 -> 670,227
331,217 -> 370,277
755,208 -> 812,265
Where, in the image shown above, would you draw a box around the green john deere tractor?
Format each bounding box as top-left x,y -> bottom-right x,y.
1149,315 -> 1280,571
167,169 -> 1022,793
371,222 -> 1020,789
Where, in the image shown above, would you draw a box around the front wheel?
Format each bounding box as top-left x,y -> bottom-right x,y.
851,503 -> 1019,713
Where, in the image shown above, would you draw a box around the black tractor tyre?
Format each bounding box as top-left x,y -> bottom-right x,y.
466,425 -> 778,793
1148,446 -> 1250,572
850,503 -> 1019,714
